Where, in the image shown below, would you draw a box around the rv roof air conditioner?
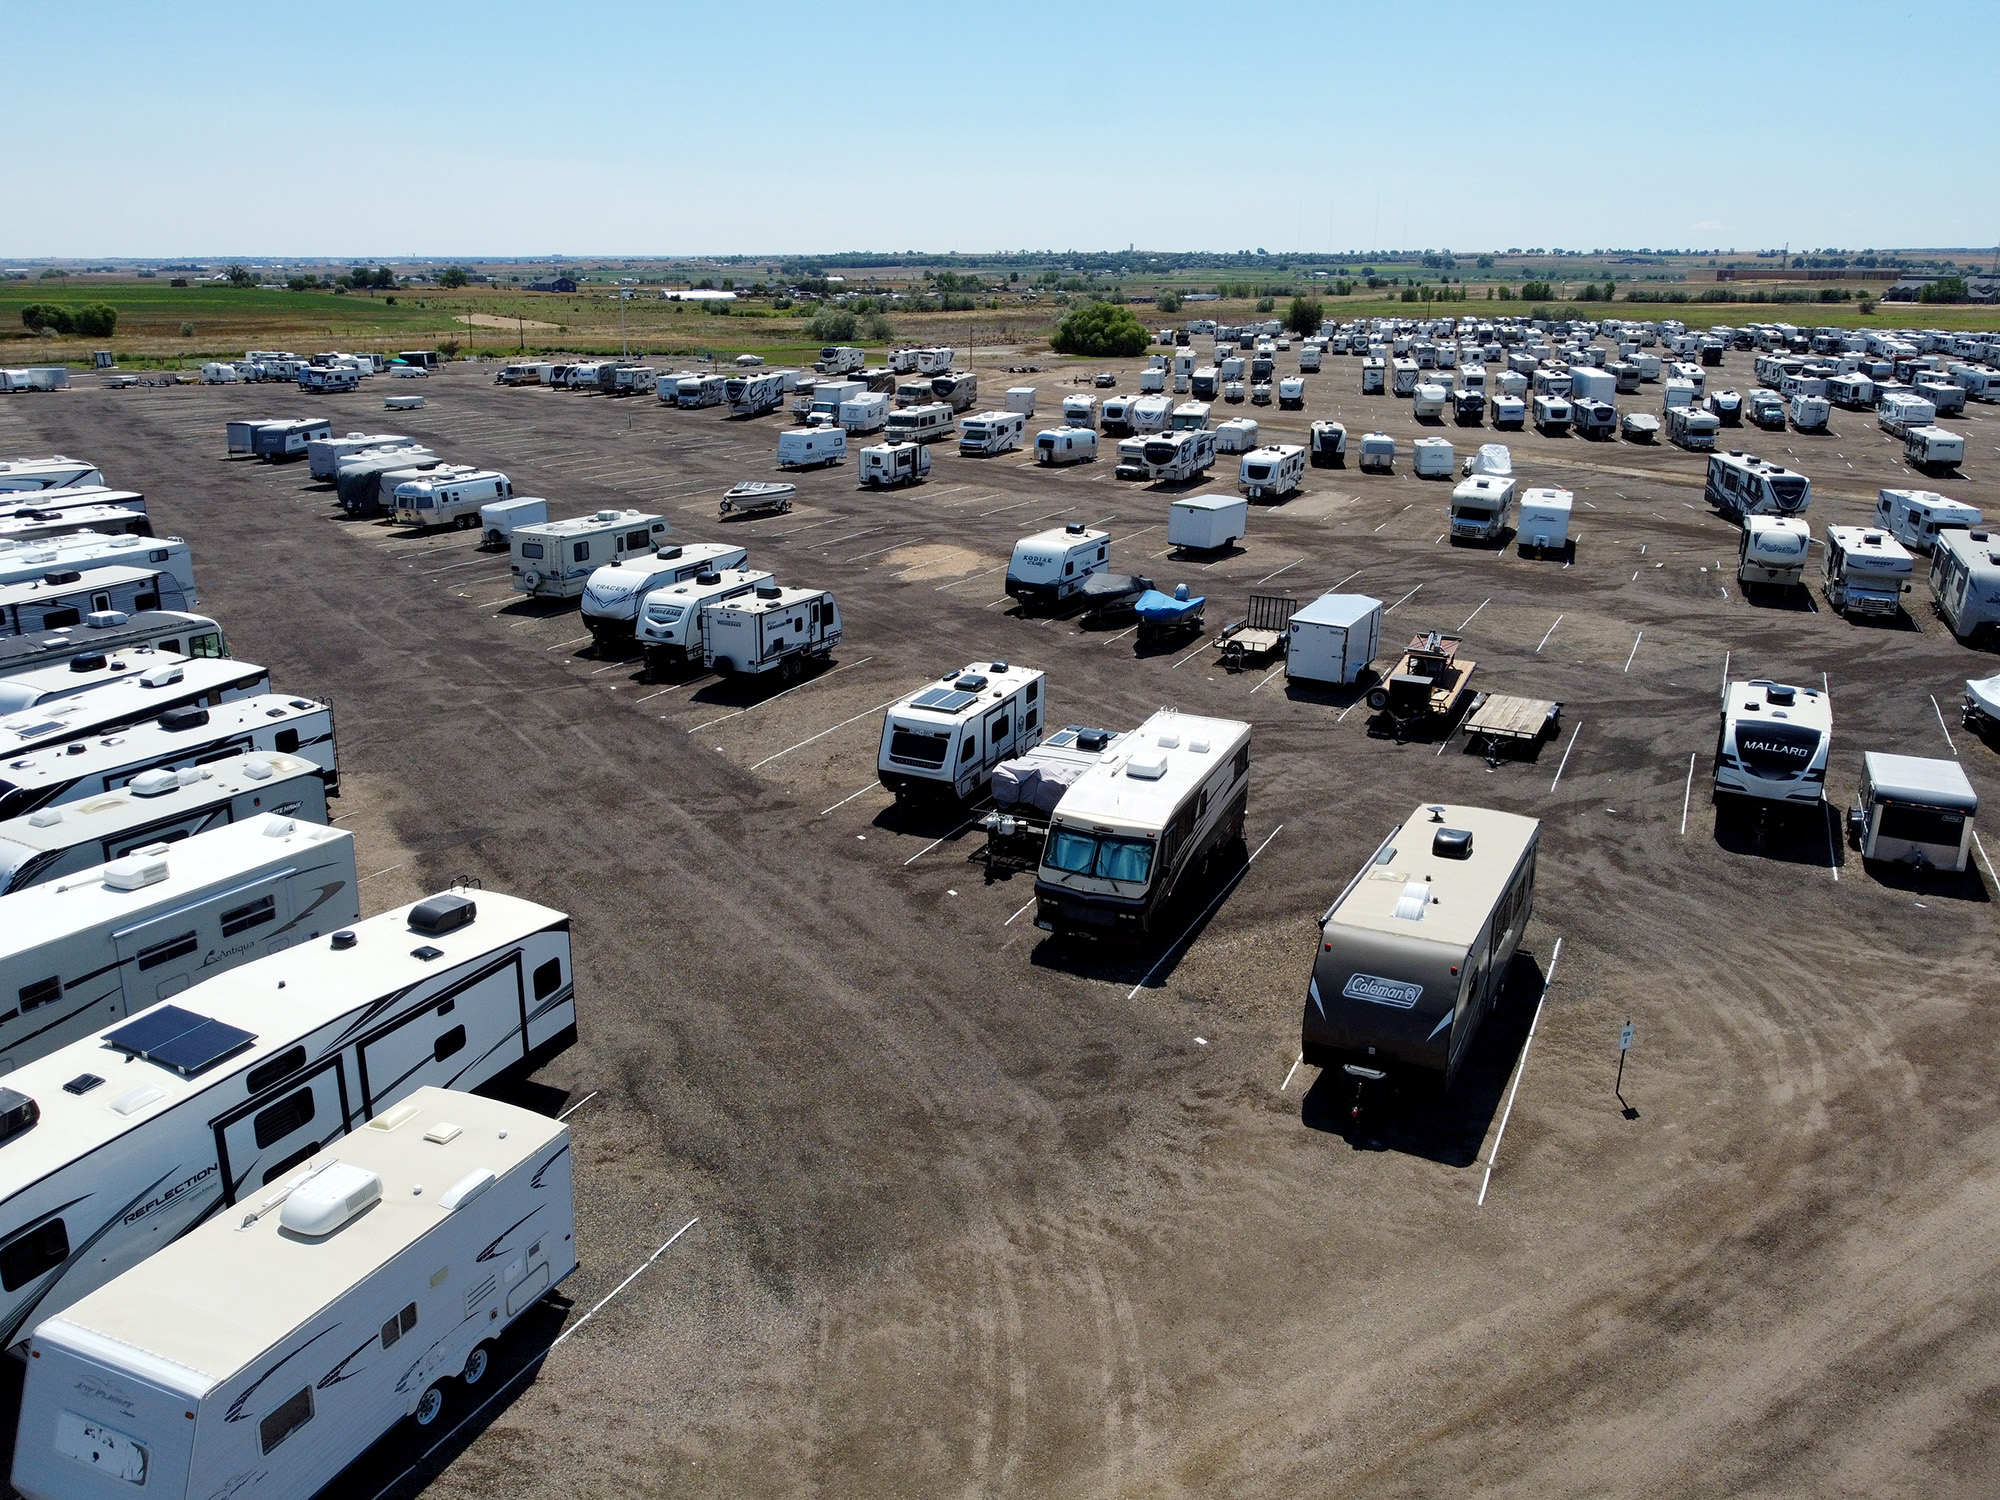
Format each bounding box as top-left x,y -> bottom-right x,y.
330,930 -> 357,950
0,1089 -> 38,1146
68,653 -> 108,673
1433,828 -> 1473,859
693,571 -> 720,586
1126,751 -> 1168,780
990,661 -> 1008,673
138,663 -> 184,689
129,768 -> 181,796
102,850 -> 171,891
955,674 -> 989,693
656,545 -> 683,560
753,583 -> 782,600
42,571 -> 82,586
1065,522 -> 1085,535
278,1161 -> 384,1238
1075,729 -> 1110,752
409,892 -> 477,936
1392,880 -> 1432,920
157,705 -> 209,732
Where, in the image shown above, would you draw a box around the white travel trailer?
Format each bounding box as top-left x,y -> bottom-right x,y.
1828,372 -> 1876,408
0,888 -> 574,1356
885,402 -> 956,447
580,542 -> 750,645
1062,393 -> 1098,428
1905,425 -> 1965,475
1878,393 -> 1936,437
916,347 -> 955,375
1916,377 -> 1965,416
859,442 -> 931,488
0,458 -> 103,494
0,610 -> 223,686
1139,367 -> 1166,395
1359,432 -> 1396,472
877,661 -> 1045,803
0,535 -> 197,606
1309,420 -> 1346,467
510,510 -> 671,599
1214,417 -> 1260,454
1531,367 -> 1572,398
1412,436 -> 1456,478
1738,515 -> 1812,591
1298,347 -> 1322,373
1847,753 -> 1976,872
1572,398 -> 1617,439
1169,493 -> 1248,551
1171,400 -> 1211,431
817,345 -> 867,375
1392,358 -> 1420,396
0,566 -> 191,639
0,655 -> 270,758
0,815 -> 357,1075
1705,452 -> 1811,520
478,496 -> 546,549
1138,428 -> 1217,484
1285,593 -> 1382,687
305,433 -> 408,482
1490,393 -> 1526,428
726,369 -> 789,418
0,750 -> 329,897
702,583 -> 841,678
0,487 -> 147,531
1450,474 -> 1517,544
297,365 -> 359,393
1714,678 -> 1830,816
959,411 -> 1026,457
12,1087 -> 575,1500
776,427 -> 848,469
839,392 -> 890,433
1363,356 -> 1387,394
635,566 -> 772,671
1517,487 -> 1572,558
1278,377 -> 1305,409
0,505 -> 148,546
1789,393 -> 1831,432
1822,526 -> 1912,619
1131,394 -> 1172,433
1034,426 -> 1097,466
1532,393 -> 1573,435
1874,489 -> 1980,553
888,348 -> 921,375
1100,394 -> 1137,435
1032,709 -> 1251,942
1665,404 -> 1721,451
1006,524 -> 1108,613
1935,529 -> 2000,640
676,373 -> 728,408
1412,382 -> 1448,420
1239,444 -> 1305,501
1006,386 -> 1037,416
931,371 -> 979,412
391,468 -> 513,530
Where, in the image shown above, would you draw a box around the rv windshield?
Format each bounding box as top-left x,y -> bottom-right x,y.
888,726 -> 949,768
1046,828 -> 1155,883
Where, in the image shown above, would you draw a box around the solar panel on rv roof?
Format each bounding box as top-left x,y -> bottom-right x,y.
910,688 -> 979,713
103,1004 -> 257,1077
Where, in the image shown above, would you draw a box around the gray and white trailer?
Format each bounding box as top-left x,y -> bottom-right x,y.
1033,427 -> 1097,466
702,583 -> 841,678
391,469 -> 513,530
726,369 -> 790,418
1905,425 -> 1965,476
0,750 -> 328,896
1133,429 -> 1216,484
0,655 -> 270,757
580,542 -> 749,645
0,888 -> 574,1356
1240,444 -> 1304,501
0,459 -> 103,494
0,566 -> 193,639
251,419 -> 332,463
0,694 -> 339,823
0,534 -> 196,604
0,611 -> 224,685
859,443 -> 931,487
635,566 -> 772,671
877,661 -> 1046,802
510,510 -> 672,600
333,448 -> 440,516
1300,803 -> 1539,1089
1705,452 -> 1811,519
1929,528 -> 2000,641
777,427 -> 847,469
297,365 -> 359,393
0,487 -> 147,530
1847,753 -> 1976,872
932,372 -> 979,412
0,815 -> 357,1075
1714,678 -> 1831,815
1007,524 -> 1108,613
817,345 -> 867,375
13,1086 -> 576,1500
0,504 -> 149,546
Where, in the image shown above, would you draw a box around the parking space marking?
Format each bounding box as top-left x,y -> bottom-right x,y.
1549,723 -> 1582,791
750,688 -> 913,771
903,814 -> 986,866
1003,897 -> 1037,926
817,525 -> 888,548
1623,631 -> 1644,673
1385,583 -> 1423,613
1477,937 -> 1562,1206
1280,1052 -> 1304,1091
1932,694 -> 1958,755
1249,663 -> 1286,693
1536,614 -> 1564,652
1126,823 -> 1282,1000
1171,639 -> 1212,668
1681,753 -> 1697,835
938,561 -> 1011,592
1254,557 -> 1303,586
1458,597 -> 1490,631
1975,831 -> 1998,888
845,538 -> 923,564
820,783 -> 880,817
687,656 -> 875,734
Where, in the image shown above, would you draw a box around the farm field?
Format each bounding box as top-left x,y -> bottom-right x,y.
4,336 -> 2000,1498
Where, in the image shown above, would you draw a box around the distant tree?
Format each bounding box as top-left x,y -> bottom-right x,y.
1519,281 -> 1554,301
1050,302 -> 1149,357
438,267 -> 469,289
1156,288 -> 1182,314
19,303 -> 72,333
72,303 -> 117,337
225,264 -> 255,287
436,338 -> 460,359
1918,276 -> 1968,304
286,276 -> 317,292
1858,297 -> 1877,314
807,308 -> 858,342
863,311 -> 894,342
1477,255 -> 1495,269
1254,295 -> 1275,313
1285,296 -> 1322,337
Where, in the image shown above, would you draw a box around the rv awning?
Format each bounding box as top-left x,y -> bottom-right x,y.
1863,752 -> 1977,812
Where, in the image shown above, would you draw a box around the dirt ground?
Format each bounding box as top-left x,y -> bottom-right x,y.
5,332 -> 2000,1500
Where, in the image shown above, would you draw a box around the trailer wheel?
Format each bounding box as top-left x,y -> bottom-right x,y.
461,1342 -> 495,1387
413,1382 -> 449,1428
1365,686 -> 1390,711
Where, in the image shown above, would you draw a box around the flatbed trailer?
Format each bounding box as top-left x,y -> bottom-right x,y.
1365,630 -> 1477,737
1213,591 -> 1298,670
1456,691 -> 1563,763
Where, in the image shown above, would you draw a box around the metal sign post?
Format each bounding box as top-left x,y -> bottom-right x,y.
1616,1021 -> 1636,1118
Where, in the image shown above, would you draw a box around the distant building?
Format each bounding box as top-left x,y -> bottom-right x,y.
1883,275 -> 1997,303
526,277 -> 578,293
660,289 -> 736,302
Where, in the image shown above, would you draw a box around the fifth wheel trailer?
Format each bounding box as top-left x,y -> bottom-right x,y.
12,1088 -> 575,1500
1714,679 -> 1831,815
580,542 -> 750,645
0,888 -> 575,1354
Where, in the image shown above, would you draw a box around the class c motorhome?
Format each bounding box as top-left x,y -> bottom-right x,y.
1006,524 -> 1108,613
959,411 -> 1026,457
1665,404 -> 1721,451
580,542 -> 750,645
1062,393 -> 1099,428
676,373 -> 729,408
1301,804 -> 1540,1090
1450,474 -> 1517,545
1738,515 -> 1812,591
877,661 -> 1045,802
510,510 -> 671,599
1714,679 -> 1830,815
1821,526 -> 1912,618
1705,452 -> 1811,520
634,566 -> 772,671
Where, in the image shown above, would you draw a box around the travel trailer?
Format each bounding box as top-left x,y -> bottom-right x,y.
1846,753 -> 1976,872
1032,709 -> 1253,941
0,750 -> 329,896
1239,444 -> 1305,501
297,365 -> 359,393
1789,394 -> 1831,432
859,442 -> 931,487
333,448 -> 440,516
916,347 -> 954,375
1284,594 -> 1382,687
1392,359 -> 1420,396
1006,524 -> 1108,613
1168,493 -> 1248,551
0,889 -> 574,1355
1131,395 -> 1172,433
11,1088 -> 575,1500
1412,383 -> 1448,420
817,345 -> 867,375
1738,515 -> 1812,591
1517,487 -> 1572,558
0,504 -> 148,546
726,369 -> 789,418
931,371 -> 979,412
1100,394 -> 1137,435
1707,387 -> 1744,424
1034,426 -> 1097,466
0,611 -> 224,684
1062,393 -> 1099,427
391,469 -> 513,530
1136,428 -> 1217,484
1309,421 -> 1347,467
1006,387 -> 1038,416
1929,528 -> 2000,641
1359,433 -> 1396,473
580,543 -> 750,645
1531,393 -> 1572,435
1821,526 -> 1912,619
478,496 -> 546,550
1450,474 -> 1517,545
1490,393 -> 1526,429
1278,377 -> 1305,410
1214,418 -> 1260,454
839,393 -> 890,433
1878,393 -> 1936,437
0,487 -> 148,531
1362,357 -> 1386,394
1874,489 -> 1980,553
0,567 -> 191,638
1714,678 -> 1831,816
304,433 -> 408,481
634,566 -> 773,671
1413,437 -> 1455,478
876,661 -> 1046,803
0,654 -> 270,758
1705,452 -> 1811,519
1906,425 -> 1965,476
0,458 -> 103,494
1300,803 -> 1540,1090
1139,367 -> 1166,395
1665,405 -> 1721,451
702,583 -> 841,678
776,427 -> 847,469
885,402 -> 955,447
0,815 -> 358,1075
510,510 -> 671,600
959,411 -> 1027,457
0,534 -> 196,603
1190,366 -> 1220,400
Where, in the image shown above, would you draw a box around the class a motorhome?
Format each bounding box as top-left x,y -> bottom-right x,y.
1665,404 -> 1721,451
877,661 -> 1045,802
1874,489 -> 1979,553
0,751 -> 328,896
635,566 -> 772,670
1905,425 -> 1965,476
0,888 -> 575,1357
1738,515 -> 1812,590
725,369 -> 790,418
1006,524 -> 1108,613
510,510 -> 671,599
0,611 -> 224,685
1822,526 -> 1912,619
0,654 -> 270,758
391,469 -> 513,529
305,433 -> 409,481
1061,393 -> 1098,428
580,542 -> 750,644
894,378 -> 934,408
959,411 -> 1026,457
1301,804 -> 1539,1089
1714,679 -> 1831,814
1450,474 -> 1517,544
0,815 -> 358,1075
1032,709 -> 1252,942
859,442 -> 932,487
1035,426 -> 1098,466
1309,421 -> 1347,467
676,373 -> 729,408
776,426 -> 848,469
0,535 -> 197,605
702,582 -> 841,678
1928,528 -> 2000,641
1138,428 -> 1217,484
0,459 -> 103,494
0,567 -> 191,639
12,1087 -> 575,1500
1705,452 -> 1811,520
885,402 -> 956,447
1239,444 -> 1305,501
1847,753 -> 1976,872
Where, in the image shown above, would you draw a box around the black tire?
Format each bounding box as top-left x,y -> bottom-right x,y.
1365,686 -> 1390,711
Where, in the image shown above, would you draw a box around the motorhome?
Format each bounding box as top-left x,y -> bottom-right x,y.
1032,709 -> 1252,941
1745,388 -> 1786,429
777,427 -> 847,469
839,392 -> 890,433
932,371 -> 979,412
1413,437 -> 1456,478
580,542 -> 750,645
959,411 -> 1027,457
495,361 -> 554,386
877,661 -> 1045,803
885,402 -> 956,447
478,496 -> 546,550
0,815 -> 358,1075
1906,425 -> 1965,475
1490,393 -> 1526,429
0,458 -> 103,494
1309,421 -> 1347,467
859,442 -> 931,488
1450,474 -> 1517,545
1300,803 -> 1540,1089
726,369 -> 789,418
1822,526 -> 1912,619
1006,524 -> 1108,613
1705,452 -> 1811,520
1168,493 -> 1247,551
1131,394 -> 1172,433
702,583 -> 841,678
0,750 -> 329,896
0,504 -> 148,546
390,468 -> 512,530
1362,357 -> 1386,394
676,373 -> 728,408
1715,678 -> 1830,817
12,1087 -> 575,1500
304,433 -> 409,481
1240,444 -> 1305,501
1034,426 -> 1097,466
1847,753 -> 1976,872
634,566 -> 772,671
1573,398 -> 1618,439
1285,594 -> 1381,687
1359,433 -> 1396,472
0,889 -> 574,1355
1214,418 -> 1260,454
817,345 -> 866,376
510,510 -> 672,600
1171,400 -> 1211,431
894,379 -> 933,409
1665,404 -> 1721,451
0,611 -> 224,684
333,447 -> 440,516
1874,489 -> 1980,553
0,654 -> 270,758
1062,393 -> 1099,428
1137,429 -> 1217,484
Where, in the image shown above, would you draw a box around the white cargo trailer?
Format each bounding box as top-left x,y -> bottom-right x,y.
1413,436 -> 1456,478
877,661 -> 1046,802
478,496 -> 546,549
1169,493 -> 1248,551
510,510 -> 671,599
1847,753 -> 1976,872
1006,387 -> 1037,416
1285,593 -> 1381,686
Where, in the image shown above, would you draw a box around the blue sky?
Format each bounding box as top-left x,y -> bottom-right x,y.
7,0 -> 1993,259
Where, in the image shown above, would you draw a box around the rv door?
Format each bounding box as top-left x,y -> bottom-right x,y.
983,701 -> 1014,770
213,1055 -> 352,1199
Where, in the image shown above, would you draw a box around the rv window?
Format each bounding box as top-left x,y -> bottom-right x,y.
888,728 -> 949,767
189,632 -> 222,657
1065,562 -> 1074,576
259,1388 -> 314,1456
434,1024 -> 467,1062
41,608 -> 81,630
0,1219 -> 69,1292
1027,680 -> 1038,701
960,739 -> 977,761
137,931 -> 199,971
382,1301 -> 419,1348
1023,709 -> 1037,733
573,542 -> 590,563
625,531 -> 649,550
253,1088 -> 316,1149
533,957 -> 563,1001
18,976 -> 61,1013
274,729 -> 300,754
246,1045 -> 308,1095
990,716 -> 1009,741
1232,745 -> 1250,780
220,894 -> 277,938
520,543 -> 545,560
